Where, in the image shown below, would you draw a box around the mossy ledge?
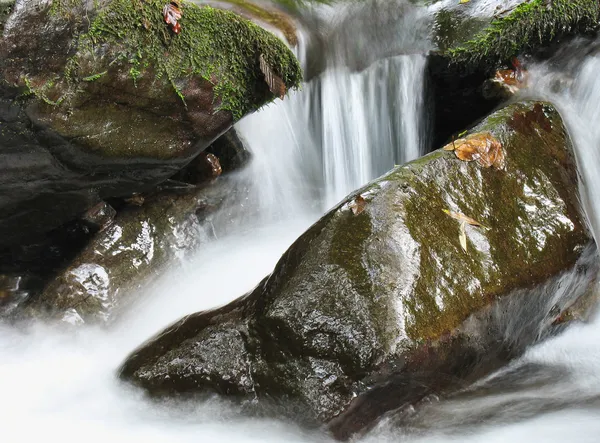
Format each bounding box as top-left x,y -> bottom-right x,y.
57,0 -> 303,119
445,0 -> 599,68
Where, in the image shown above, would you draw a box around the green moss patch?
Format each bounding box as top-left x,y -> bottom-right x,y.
445,0 -> 599,67
60,0 -> 303,119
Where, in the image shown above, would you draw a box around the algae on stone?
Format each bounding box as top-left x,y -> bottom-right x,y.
441,0 -> 599,68
56,0 -> 302,119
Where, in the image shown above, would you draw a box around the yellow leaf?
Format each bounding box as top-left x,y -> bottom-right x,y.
443,209 -> 484,227
459,222 -> 467,252
459,0 -> 471,3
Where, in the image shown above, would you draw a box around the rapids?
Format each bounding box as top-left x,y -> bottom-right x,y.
3,1 -> 600,442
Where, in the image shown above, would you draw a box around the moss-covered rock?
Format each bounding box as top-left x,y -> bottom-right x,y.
435,0 -> 599,69
0,0 -> 300,246
429,0 -> 599,147
119,100 -> 598,439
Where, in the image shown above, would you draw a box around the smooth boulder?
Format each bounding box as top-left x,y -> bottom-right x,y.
119,101 -> 598,438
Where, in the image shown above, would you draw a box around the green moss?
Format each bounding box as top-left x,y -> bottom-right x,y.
56,0 -> 302,119
395,102 -> 587,342
23,77 -> 66,106
82,71 -> 107,82
329,209 -> 373,297
446,0 -> 599,67
433,8 -> 488,52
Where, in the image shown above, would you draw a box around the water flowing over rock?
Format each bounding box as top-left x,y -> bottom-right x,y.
119,101 -> 598,439
0,0 -> 301,247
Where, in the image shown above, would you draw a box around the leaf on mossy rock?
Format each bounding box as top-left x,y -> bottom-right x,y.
459,221 -> 467,252
350,195 -> 366,215
259,54 -> 286,100
443,209 -> 485,227
443,132 -> 505,169
163,1 -> 182,34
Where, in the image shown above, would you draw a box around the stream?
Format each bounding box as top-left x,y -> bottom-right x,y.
2,1 -> 600,442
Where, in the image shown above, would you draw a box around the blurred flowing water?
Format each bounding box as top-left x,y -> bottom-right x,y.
2,2 -> 600,443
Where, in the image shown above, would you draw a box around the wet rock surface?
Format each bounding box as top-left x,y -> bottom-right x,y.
0,0 -> 300,246
119,101 -> 598,438
18,178 -> 236,325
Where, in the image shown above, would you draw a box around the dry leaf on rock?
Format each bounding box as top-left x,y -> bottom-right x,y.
459,222 -> 467,252
444,209 -> 487,253
349,195 -> 366,215
259,54 -> 286,100
442,132 -> 505,169
163,1 -> 182,34
443,209 -> 484,227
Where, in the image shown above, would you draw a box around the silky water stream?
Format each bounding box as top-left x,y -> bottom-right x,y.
2,2 -> 600,443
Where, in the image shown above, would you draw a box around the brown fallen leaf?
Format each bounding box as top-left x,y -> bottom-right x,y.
259,54 -> 286,100
349,195 -> 366,215
443,209 -> 484,227
459,221 -> 467,252
442,132 -> 505,169
163,0 -> 182,34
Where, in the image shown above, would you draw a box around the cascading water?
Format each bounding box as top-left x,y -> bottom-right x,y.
317,54 -> 427,207
4,1 -> 600,443
237,0 -> 430,212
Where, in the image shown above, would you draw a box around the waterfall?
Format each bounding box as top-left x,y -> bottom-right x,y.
236,0 -> 430,213
318,55 -> 427,207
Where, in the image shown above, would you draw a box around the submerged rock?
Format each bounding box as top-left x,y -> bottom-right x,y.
0,0 -> 301,246
119,101 -> 598,438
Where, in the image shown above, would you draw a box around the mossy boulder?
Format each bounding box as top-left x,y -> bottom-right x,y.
119,101 -> 598,438
0,0 -> 301,246
429,0 -> 599,146
433,0 -> 599,68
18,179 -> 236,325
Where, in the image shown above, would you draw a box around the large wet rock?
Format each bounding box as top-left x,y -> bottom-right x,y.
0,0 -> 301,246
119,100 -> 598,438
18,179 -> 237,325
429,0 -> 599,146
